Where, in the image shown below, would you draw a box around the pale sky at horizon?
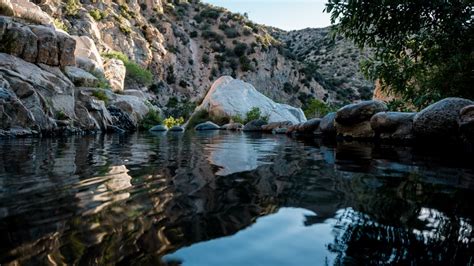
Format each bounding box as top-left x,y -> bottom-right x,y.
203,0 -> 332,31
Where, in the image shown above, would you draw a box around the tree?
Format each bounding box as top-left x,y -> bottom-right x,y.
325,0 -> 474,108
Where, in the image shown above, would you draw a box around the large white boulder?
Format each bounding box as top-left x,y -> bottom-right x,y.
195,76 -> 306,124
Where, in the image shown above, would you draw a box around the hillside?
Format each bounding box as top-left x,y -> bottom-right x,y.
0,0 -> 377,136
272,27 -> 375,104
39,0 -> 334,115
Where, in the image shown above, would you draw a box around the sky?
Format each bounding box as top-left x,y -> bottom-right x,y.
203,0 -> 332,31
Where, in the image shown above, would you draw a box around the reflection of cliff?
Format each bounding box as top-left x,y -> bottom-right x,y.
0,132 -> 473,264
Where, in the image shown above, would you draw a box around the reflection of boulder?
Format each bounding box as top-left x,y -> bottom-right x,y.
76,165 -> 132,215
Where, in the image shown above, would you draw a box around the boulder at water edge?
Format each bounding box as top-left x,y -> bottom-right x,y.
320,112 -> 336,136
169,126 -> 185,132
193,76 -> 307,124
149,125 -> 167,132
287,118 -> 321,135
243,119 -> 267,131
371,112 -> 415,140
195,121 -> 221,131
413,98 -> 474,139
261,121 -> 293,132
459,105 -> 474,141
221,122 -> 243,131
335,100 -> 388,138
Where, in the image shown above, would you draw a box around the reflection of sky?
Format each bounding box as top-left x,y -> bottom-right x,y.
164,207 -> 337,266
206,134 -> 279,176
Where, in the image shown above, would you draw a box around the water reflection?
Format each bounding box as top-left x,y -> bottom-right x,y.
0,132 -> 472,265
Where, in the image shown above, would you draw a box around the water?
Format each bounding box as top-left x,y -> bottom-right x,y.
0,131 -> 473,265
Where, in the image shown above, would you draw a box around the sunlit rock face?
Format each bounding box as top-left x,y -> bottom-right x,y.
195,76 -> 307,124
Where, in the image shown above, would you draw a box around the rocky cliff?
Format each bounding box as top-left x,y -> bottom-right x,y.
272,27 -> 375,104
0,0 -> 373,136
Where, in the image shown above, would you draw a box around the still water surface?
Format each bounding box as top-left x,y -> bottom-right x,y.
0,131 -> 473,265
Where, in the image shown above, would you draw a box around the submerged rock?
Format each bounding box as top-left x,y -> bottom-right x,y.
221,122 -> 243,131
149,125 -> 167,132
414,97 -> 474,139
195,121 -> 221,131
371,112 -> 415,140
193,76 -> 307,124
169,126 -> 185,132
243,119 -> 267,131
335,100 -> 387,138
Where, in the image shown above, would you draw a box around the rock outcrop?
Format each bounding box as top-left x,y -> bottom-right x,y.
103,58 -> 125,93
195,121 -> 220,131
335,100 -> 387,138
413,98 -> 474,139
0,16 -> 75,68
243,119 -> 267,132
194,76 -> 307,124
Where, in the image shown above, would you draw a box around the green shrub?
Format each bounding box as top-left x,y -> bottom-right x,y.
245,107 -> 268,123
303,99 -> 336,119
233,42 -> 248,57
89,8 -> 107,21
124,61 -> 153,85
163,116 -> 184,128
53,19 -> 68,32
230,114 -> 245,124
239,56 -> 253,72
190,31 -> 198,38
119,24 -> 132,35
65,0 -> 81,17
139,109 -> 163,130
200,8 -> 220,19
224,28 -> 240,38
91,90 -> 109,104
102,51 -> 153,86
202,54 -> 210,64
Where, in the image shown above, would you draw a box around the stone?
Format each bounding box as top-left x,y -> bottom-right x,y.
371,112 -> 415,140
169,126 -> 184,132
458,105 -> 474,140
64,66 -> 99,87
195,121 -> 221,131
108,105 -> 136,132
194,76 -> 306,124
413,97 -> 474,139
57,31 -> 76,67
335,100 -> 388,125
103,58 -> 126,92
287,118 -> 321,135
243,119 -> 267,131
0,0 -> 15,16
261,121 -> 293,132
0,53 -> 75,129
10,0 -> 54,25
320,112 -> 336,136
112,94 -> 152,125
72,35 -> 103,76
221,122 -> 243,131
272,128 -> 288,134
149,125 -> 167,132
335,100 -> 387,138
29,25 -> 59,66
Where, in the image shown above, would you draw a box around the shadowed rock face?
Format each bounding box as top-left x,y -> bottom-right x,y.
0,132 -> 473,265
